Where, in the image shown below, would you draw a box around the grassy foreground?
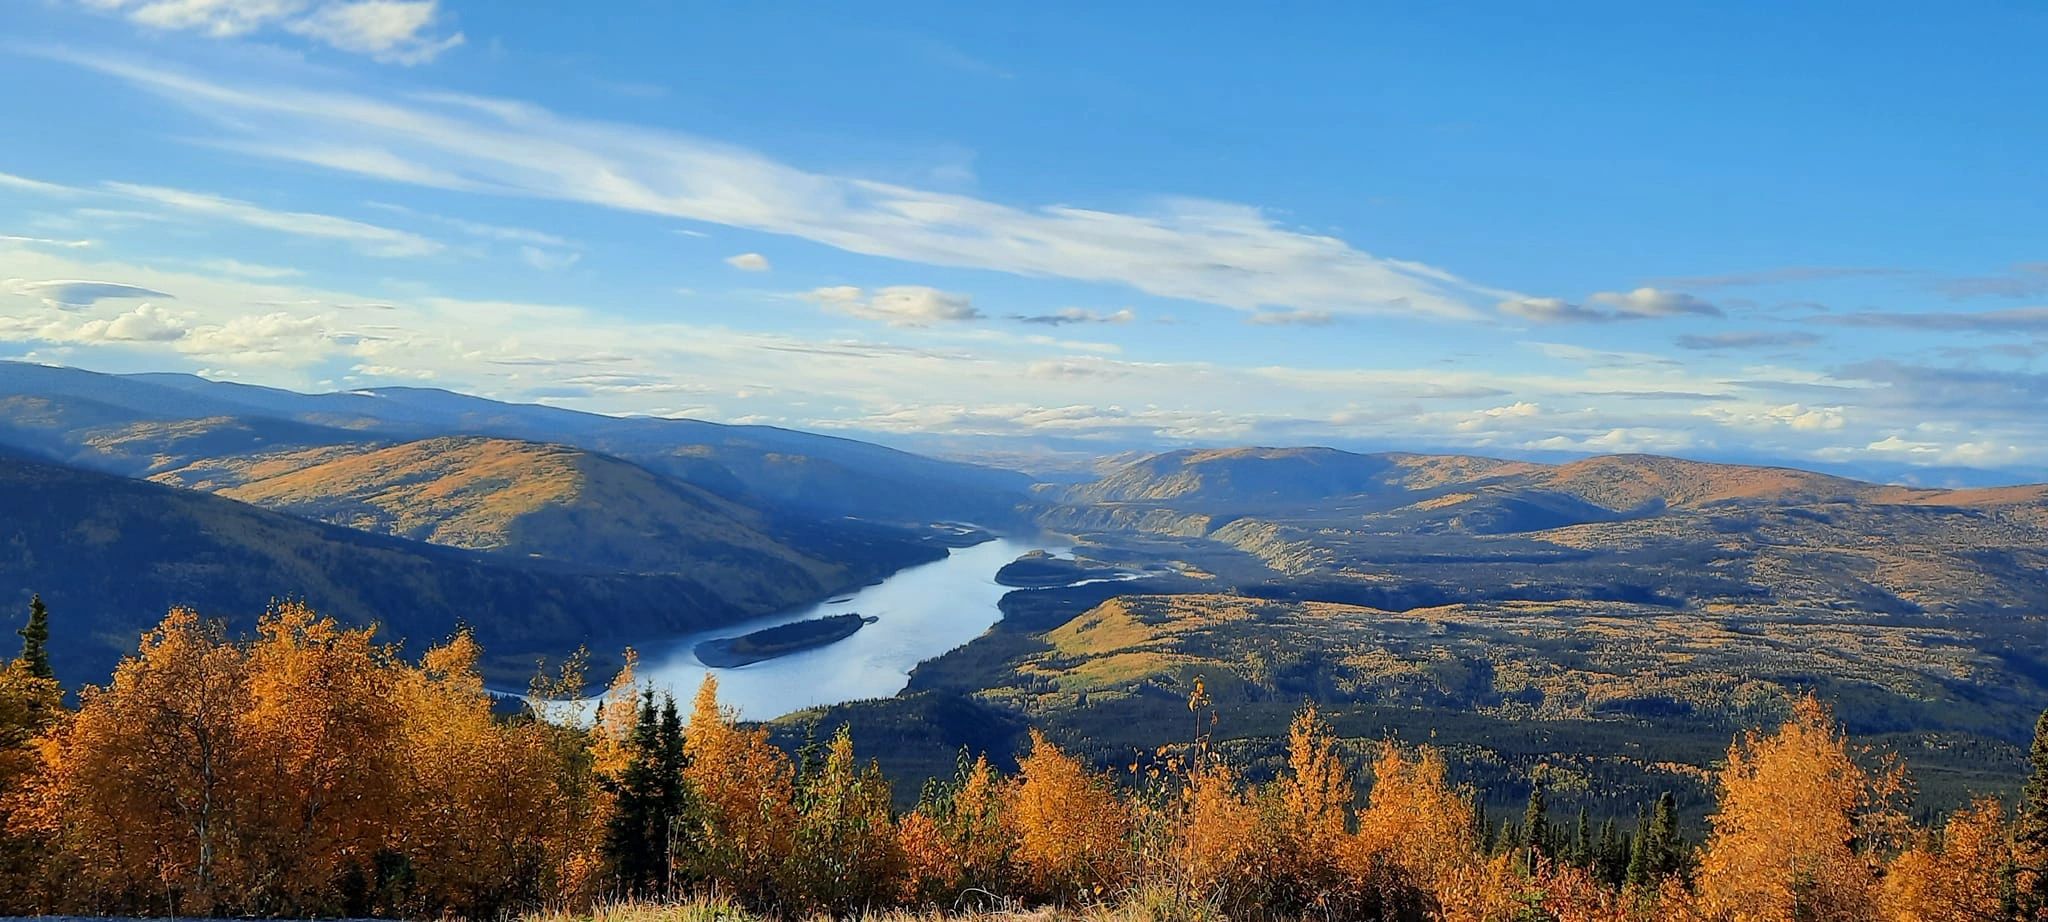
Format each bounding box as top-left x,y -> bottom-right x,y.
530,890 -> 1242,922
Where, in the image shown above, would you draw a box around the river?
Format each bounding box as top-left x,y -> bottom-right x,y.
638,535 -> 1060,720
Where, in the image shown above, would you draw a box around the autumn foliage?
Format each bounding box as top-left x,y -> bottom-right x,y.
2,600 -> 2047,922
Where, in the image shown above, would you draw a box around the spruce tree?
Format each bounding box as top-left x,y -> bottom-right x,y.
603,692 -> 694,896
1522,783 -> 1550,861
1646,791 -> 1683,880
16,595 -> 49,680
1595,818 -> 1624,886
1624,804 -> 1651,888
1570,806 -> 1591,867
2018,707 -> 2048,919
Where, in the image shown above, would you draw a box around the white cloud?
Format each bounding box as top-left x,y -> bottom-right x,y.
199,258 -> 302,279
724,252 -> 771,272
76,0 -> 463,64
519,246 -> 581,271
77,303 -> 191,342
1,302 -> 190,344
1502,288 -> 1720,324
1528,427 -> 1698,454
1455,401 -> 1542,431
67,54 -> 1517,320
4,278 -> 174,309
0,172 -> 80,196
807,285 -> 982,326
0,235 -> 94,249
1247,308 -> 1336,326
1700,403 -> 1846,432
1588,287 -> 1721,318
1010,307 -> 1135,326
106,183 -> 443,257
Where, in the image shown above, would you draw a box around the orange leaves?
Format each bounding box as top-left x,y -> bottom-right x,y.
678,676 -> 795,903
22,605 -> 598,917
1350,742 -> 1477,896
899,753 -> 1012,906
1881,798 -> 2012,922
1005,729 -> 1131,901
14,620 -> 2044,922
1690,694 -> 1906,922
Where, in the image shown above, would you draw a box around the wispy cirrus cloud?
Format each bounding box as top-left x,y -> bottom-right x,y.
1675,330 -> 1823,351
1647,266 -> 1909,290
105,182 -> 444,257
72,0 -> 464,64
1009,308 -> 1134,326
59,53 -> 1517,321
1927,263 -> 2048,301
1825,306 -> 2048,332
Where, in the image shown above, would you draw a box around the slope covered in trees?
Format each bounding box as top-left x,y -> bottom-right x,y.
3,600 -> 2046,921
0,451 -> 932,682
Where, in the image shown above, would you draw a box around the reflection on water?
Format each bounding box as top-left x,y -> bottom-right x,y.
639,536 -> 1059,721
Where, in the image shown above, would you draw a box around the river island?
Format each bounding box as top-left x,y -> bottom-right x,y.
694,612 -> 878,667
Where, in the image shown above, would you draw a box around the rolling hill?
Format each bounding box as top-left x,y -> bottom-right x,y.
150,435 -> 936,614
0,361 -> 1035,526
0,449 -> 879,684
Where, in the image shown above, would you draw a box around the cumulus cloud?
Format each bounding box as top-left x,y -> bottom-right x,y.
806,285 -> 981,326
74,303 -> 190,342
1009,308 -> 1134,326
1503,288 -> 1721,324
1,303 -> 190,344
76,0 -> 463,64
724,252 -> 771,272
1454,401 -> 1542,432
1700,403 -> 1846,432
1527,427 -> 1698,454
64,54 -> 1515,320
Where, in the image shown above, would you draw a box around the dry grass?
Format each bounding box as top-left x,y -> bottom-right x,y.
526,889 -> 1237,922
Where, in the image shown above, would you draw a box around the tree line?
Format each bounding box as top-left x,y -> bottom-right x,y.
1,600 -> 2046,921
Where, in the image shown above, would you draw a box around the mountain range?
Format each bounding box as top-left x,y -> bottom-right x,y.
4,361 -> 2046,817
0,361 -> 1031,680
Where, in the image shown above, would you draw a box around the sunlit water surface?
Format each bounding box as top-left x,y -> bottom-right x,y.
638,535 -> 1062,720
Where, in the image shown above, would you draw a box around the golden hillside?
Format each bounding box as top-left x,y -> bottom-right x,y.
157,436 -> 862,610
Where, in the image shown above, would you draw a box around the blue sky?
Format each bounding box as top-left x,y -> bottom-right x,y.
2,1 -> 2045,479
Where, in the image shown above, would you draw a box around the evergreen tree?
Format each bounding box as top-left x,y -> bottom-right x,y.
1522,782 -> 1550,862
1595,818 -> 1625,886
1625,804 -> 1651,888
1473,797 -> 1491,854
602,691 -> 693,896
1569,806 -> 1591,867
1646,791 -> 1683,881
2018,707 -> 2048,919
15,595 -> 49,680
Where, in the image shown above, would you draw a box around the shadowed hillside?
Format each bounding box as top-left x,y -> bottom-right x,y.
0,450 -> 932,682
